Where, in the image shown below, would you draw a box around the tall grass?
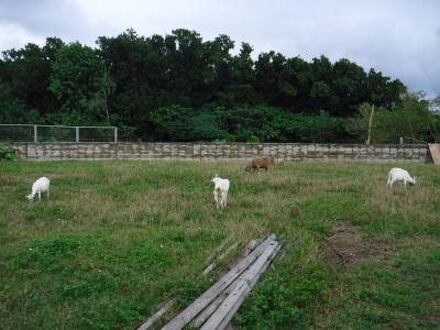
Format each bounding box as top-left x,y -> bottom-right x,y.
0,161 -> 439,329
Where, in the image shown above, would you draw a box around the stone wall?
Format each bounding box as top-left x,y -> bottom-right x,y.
10,142 -> 430,163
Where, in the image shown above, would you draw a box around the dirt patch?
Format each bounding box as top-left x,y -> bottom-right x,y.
324,220 -> 396,265
363,237 -> 397,262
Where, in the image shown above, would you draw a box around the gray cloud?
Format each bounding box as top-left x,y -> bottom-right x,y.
0,0 -> 439,98
0,0 -> 89,39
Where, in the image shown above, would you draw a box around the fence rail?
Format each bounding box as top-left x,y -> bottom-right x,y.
0,124 -> 118,143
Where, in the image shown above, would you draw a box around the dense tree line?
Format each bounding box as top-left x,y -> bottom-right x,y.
0,29 -> 438,143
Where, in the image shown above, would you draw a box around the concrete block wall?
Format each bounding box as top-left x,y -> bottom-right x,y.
11,142 -> 430,163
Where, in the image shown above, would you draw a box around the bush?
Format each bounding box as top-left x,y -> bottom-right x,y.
150,105 -> 227,141
0,143 -> 16,161
346,95 -> 440,143
150,105 -> 350,142
286,111 -> 350,143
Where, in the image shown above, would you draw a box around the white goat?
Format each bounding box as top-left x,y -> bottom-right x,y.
27,177 -> 50,201
387,167 -> 416,189
211,174 -> 230,209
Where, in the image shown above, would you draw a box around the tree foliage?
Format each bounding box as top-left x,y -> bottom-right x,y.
151,105 -> 349,143
1,29 -> 437,143
49,43 -> 111,118
346,94 -> 439,143
150,105 -> 227,141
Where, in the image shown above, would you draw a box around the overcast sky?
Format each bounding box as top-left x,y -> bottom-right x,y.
0,0 -> 439,98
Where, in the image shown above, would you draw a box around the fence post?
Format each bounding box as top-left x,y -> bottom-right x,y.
76,127 -> 80,143
114,127 -> 118,143
399,137 -> 404,145
33,125 -> 38,143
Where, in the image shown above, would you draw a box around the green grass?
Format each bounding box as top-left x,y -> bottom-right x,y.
0,160 -> 439,329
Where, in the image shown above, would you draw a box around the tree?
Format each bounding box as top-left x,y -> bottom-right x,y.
49,42 -> 110,122
284,56 -> 312,111
366,69 -> 406,108
254,51 -> 295,107
0,28 -> 412,142
309,55 -> 334,112
331,58 -> 367,116
346,103 -> 378,143
213,42 -> 258,107
1,39 -> 63,116
346,94 -> 436,143
0,79 -> 39,123
150,105 -> 227,141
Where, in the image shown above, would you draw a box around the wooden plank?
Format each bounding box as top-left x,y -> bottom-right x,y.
161,235 -> 275,330
428,143 -> 440,164
137,239 -> 231,329
203,241 -> 240,276
190,284 -> 234,328
204,242 -> 280,330
220,242 -> 281,329
243,239 -> 261,255
220,243 -> 281,330
204,239 -> 229,266
140,237 -> 270,330
200,241 -> 281,330
191,238 -> 267,328
222,239 -> 263,273
137,298 -> 176,330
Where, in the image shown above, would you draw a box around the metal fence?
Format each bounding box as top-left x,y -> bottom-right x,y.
0,124 -> 118,143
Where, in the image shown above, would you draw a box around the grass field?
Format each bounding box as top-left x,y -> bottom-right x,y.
0,160 -> 439,329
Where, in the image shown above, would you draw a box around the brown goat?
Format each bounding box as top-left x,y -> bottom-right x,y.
245,156 -> 274,173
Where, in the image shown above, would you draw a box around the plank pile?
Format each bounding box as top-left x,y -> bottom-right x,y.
137,234 -> 281,330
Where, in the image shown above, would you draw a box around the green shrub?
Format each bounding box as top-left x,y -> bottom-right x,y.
150,105 -> 227,141
0,143 -> 16,161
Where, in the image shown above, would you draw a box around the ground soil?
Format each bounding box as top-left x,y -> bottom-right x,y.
324,220 -> 396,265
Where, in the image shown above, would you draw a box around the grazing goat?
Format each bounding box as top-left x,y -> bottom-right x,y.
211,174 -> 230,209
387,167 -> 416,189
27,177 -> 50,201
245,156 -> 274,173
